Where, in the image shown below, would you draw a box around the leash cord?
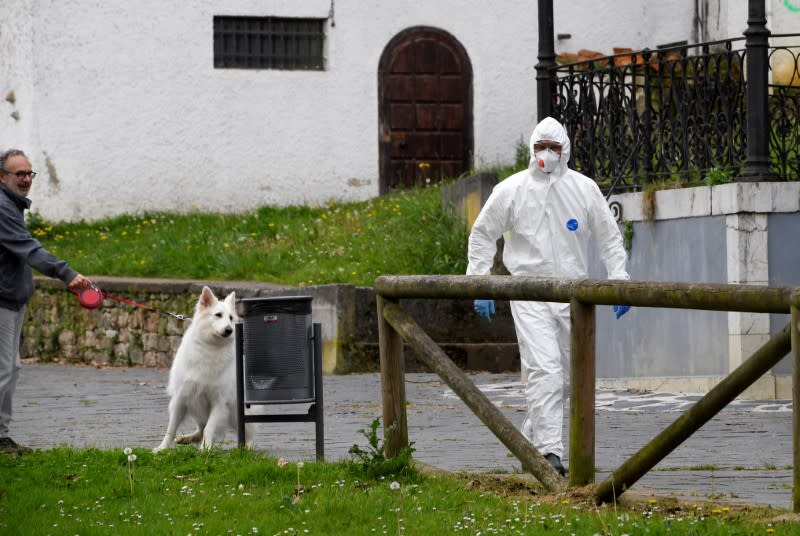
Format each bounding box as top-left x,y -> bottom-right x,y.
101,292 -> 190,321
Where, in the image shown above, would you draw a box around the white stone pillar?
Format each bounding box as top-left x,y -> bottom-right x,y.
715,182 -> 792,399
725,211 -> 774,399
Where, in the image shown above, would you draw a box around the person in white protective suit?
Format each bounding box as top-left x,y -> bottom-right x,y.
466,117 -> 630,477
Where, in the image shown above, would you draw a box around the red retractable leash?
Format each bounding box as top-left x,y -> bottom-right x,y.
74,284 -> 104,309
73,284 -> 189,321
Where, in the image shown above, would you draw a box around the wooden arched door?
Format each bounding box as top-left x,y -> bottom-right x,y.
378,27 -> 473,194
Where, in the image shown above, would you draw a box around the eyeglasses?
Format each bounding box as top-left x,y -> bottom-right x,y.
533,143 -> 562,154
2,170 -> 37,178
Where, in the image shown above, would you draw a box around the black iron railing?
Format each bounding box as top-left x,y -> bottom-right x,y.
550,36 -> 800,194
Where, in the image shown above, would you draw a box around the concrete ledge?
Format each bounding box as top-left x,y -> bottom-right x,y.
598,373 -> 791,401
655,186 -> 711,219
610,187 -> 712,222
712,182 -> 800,215
610,182 -> 800,223
611,191 -> 643,221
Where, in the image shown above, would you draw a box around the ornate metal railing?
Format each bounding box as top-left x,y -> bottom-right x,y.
551,36 -> 800,194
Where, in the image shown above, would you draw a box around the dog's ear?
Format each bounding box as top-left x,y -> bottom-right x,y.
224,291 -> 236,308
199,286 -> 217,309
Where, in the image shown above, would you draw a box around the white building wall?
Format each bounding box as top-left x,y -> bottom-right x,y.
770,0 -> 800,34
0,1 -> 722,221
0,1 -> 36,155
554,0 -> 695,53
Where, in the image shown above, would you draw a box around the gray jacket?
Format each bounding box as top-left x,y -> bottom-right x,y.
0,183 -> 78,311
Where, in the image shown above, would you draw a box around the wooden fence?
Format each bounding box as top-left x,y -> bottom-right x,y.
374,275 -> 800,510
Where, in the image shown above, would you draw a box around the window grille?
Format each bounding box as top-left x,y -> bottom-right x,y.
214,16 -> 325,70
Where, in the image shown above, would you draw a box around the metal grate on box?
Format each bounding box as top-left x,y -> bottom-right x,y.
241,296 -> 314,404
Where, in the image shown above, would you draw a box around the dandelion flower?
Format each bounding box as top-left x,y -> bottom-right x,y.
125,451 -> 137,496
238,483 -> 245,491
297,461 -> 304,469
390,481 -> 401,491
123,447 -> 132,455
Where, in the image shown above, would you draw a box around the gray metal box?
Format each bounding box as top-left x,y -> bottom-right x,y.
241,296 -> 314,403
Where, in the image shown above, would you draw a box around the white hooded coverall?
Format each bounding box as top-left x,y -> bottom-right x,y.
467,117 -> 629,458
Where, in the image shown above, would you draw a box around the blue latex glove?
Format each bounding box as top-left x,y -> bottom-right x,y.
613,305 -> 631,319
474,299 -> 495,321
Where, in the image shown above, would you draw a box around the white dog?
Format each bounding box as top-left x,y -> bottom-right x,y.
153,286 -> 252,452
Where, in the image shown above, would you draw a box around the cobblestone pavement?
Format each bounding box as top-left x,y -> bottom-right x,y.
12,363 -> 794,509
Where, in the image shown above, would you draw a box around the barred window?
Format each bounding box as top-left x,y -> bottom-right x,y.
213,16 -> 325,70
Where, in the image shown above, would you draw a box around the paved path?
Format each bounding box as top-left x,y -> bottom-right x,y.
12,363 -> 794,509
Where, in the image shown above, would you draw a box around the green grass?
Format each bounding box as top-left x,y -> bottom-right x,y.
1,447 -> 793,535
27,184 -> 471,288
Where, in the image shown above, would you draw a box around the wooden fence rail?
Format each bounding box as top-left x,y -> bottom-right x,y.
374,275 -> 800,511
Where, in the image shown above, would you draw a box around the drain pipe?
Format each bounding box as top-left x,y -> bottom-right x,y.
535,0 -> 556,121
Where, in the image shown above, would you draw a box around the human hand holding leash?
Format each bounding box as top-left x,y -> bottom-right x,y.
68,274 -> 92,291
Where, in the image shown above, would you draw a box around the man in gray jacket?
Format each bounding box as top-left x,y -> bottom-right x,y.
0,148 -> 92,455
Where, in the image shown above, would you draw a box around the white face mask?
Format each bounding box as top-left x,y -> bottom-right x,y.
532,149 -> 561,174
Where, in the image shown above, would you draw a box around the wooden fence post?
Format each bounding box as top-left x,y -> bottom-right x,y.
377,295 -> 408,457
569,298 -> 596,485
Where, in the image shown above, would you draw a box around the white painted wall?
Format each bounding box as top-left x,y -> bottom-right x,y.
0,0 -> 772,221
554,0 -> 695,53
770,0 -> 800,34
